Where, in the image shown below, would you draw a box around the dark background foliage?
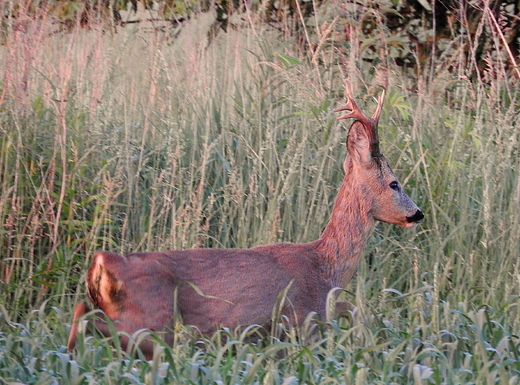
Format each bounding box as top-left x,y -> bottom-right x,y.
3,0 -> 519,79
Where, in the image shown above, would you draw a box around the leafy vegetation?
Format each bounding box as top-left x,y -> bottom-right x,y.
0,1 -> 519,383
2,0 -> 519,77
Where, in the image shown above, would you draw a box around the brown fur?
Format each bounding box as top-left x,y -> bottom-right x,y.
67,83 -> 424,359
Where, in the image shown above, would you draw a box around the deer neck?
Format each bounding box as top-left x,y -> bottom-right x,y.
315,158 -> 376,288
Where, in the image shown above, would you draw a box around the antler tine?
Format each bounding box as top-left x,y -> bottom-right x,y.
370,89 -> 386,126
334,82 -> 371,125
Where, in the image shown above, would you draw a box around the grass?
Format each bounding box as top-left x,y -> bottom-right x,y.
1,3 -> 519,384
1,302 -> 519,383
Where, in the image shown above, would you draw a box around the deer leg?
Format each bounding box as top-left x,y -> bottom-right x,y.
67,302 -> 155,359
67,302 -> 89,351
90,320 -> 156,360
334,301 -> 356,318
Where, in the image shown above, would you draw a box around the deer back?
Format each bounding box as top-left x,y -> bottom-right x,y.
81,245 -> 332,333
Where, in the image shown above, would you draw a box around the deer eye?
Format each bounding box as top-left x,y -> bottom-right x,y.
389,181 -> 399,191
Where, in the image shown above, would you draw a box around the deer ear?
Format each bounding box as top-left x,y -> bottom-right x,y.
346,121 -> 372,165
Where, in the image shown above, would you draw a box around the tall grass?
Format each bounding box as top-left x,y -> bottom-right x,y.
0,3 -> 519,384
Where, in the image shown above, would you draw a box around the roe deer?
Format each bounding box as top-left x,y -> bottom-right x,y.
67,82 -> 424,358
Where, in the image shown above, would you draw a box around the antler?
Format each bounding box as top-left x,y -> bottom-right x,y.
334,82 -> 386,159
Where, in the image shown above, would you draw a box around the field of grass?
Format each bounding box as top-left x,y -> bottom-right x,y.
0,3 -> 519,384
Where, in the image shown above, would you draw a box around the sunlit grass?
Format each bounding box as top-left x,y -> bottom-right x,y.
1,301 -> 519,384
0,3 -> 519,384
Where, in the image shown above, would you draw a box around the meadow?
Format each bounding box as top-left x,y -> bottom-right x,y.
0,2 -> 519,384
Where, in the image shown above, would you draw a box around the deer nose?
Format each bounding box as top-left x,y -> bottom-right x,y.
406,210 -> 424,224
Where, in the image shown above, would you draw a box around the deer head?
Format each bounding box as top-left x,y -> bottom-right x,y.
334,83 -> 424,228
